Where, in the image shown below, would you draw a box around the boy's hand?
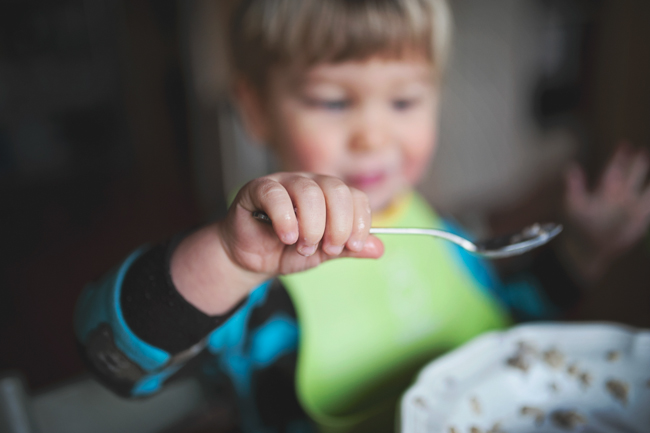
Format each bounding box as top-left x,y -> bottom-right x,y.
171,173 -> 383,315
563,141 -> 650,282
220,172 -> 384,278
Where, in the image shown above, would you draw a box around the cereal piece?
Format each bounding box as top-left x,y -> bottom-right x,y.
550,410 -> 586,429
506,341 -> 540,372
566,363 -> 578,376
520,406 -> 544,415
606,379 -> 629,405
448,427 -> 458,433
470,396 -> 481,415
517,340 -> 538,356
543,348 -> 564,369
487,422 -> 504,433
578,372 -> 592,388
606,350 -> 621,362
507,353 -> 530,372
470,427 -> 483,433
521,406 -> 545,426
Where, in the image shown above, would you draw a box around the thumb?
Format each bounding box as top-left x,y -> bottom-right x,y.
339,235 -> 384,260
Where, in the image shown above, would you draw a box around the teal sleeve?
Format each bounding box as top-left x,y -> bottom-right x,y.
74,248 -> 171,370
74,248 -> 182,397
73,246 -> 278,399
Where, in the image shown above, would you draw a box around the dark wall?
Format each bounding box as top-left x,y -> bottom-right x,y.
0,0 -> 202,390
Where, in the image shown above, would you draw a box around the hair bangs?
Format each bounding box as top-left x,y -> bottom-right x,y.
291,1 -> 432,65
230,0 -> 451,87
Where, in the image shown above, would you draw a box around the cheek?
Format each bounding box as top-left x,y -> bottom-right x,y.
273,106 -> 344,174
401,122 -> 437,185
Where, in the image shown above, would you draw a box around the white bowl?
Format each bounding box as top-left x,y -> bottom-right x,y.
400,322 -> 650,433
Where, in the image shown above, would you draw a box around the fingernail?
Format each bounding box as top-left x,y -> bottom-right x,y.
350,240 -> 363,252
365,240 -> 376,251
282,231 -> 298,244
298,244 -> 317,257
325,244 -> 344,256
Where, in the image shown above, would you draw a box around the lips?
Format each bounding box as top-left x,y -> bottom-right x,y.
346,171 -> 387,190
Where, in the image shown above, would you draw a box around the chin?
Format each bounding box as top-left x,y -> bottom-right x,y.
368,192 -> 395,213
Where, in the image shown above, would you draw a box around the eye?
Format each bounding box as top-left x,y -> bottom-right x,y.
319,99 -> 350,111
392,98 -> 418,111
303,96 -> 350,111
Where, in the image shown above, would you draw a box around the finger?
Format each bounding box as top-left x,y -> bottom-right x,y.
280,234 -> 384,275
244,177 -> 298,245
312,234 -> 384,263
282,175 -> 326,257
339,235 -> 384,259
601,141 -> 633,196
565,163 -> 589,210
346,187 -> 372,252
313,176 -> 353,256
625,148 -> 650,194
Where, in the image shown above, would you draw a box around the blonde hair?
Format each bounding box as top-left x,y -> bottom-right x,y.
225,0 -> 452,89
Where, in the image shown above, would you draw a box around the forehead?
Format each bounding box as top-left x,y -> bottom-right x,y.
274,54 -> 435,92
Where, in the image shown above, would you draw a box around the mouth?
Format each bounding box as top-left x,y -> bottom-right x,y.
346,171 -> 387,190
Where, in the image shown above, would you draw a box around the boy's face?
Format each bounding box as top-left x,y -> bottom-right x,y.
241,55 -> 439,211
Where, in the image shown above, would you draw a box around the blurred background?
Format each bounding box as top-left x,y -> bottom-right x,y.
0,0 -> 648,431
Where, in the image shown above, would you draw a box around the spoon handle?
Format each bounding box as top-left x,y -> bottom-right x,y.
368,227 -> 477,252
250,210 -> 561,259
251,211 -> 477,252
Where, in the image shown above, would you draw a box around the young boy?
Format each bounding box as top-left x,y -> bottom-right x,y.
74,0 -> 650,432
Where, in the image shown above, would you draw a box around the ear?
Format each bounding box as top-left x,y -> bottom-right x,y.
233,78 -> 269,144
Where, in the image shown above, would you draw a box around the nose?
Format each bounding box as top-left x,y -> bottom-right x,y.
349,106 -> 390,152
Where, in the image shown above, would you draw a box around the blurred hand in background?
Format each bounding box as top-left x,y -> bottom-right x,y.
563,141 -> 650,283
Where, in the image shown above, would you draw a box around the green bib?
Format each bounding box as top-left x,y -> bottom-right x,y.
280,193 -> 510,432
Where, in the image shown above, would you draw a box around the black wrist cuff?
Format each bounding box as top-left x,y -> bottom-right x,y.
120,233 -> 246,355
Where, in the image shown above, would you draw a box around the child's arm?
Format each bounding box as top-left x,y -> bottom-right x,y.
75,172 -> 383,396
561,141 -> 650,283
170,172 -> 383,316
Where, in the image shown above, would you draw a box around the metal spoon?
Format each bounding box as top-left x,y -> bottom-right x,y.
252,211 -> 562,259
